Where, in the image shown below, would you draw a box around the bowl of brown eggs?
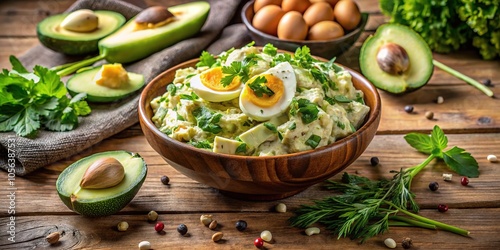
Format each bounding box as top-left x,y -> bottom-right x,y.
242,0 -> 367,59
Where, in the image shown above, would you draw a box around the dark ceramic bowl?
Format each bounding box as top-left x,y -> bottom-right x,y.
138,55 -> 381,201
241,0 -> 368,59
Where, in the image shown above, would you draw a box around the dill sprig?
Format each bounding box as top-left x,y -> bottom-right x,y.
289,125 -> 477,242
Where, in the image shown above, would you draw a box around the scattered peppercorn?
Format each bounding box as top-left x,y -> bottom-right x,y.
404,105 -> 414,113
200,214 -> 213,226
212,232 -> 223,242
155,222 -> 164,232
147,210 -> 158,222
402,237 -> 413,249
235,220 -> 247,231
482,79 -> 492,86
138,241 -> 151,250
260,230 -> 273,242
438,204 -> 449,212
461,177 -> 469,186
442,173 -> 453,181
425,111 -> 434,120
436,96 -> 444,104
487,154 -> 498,163
160,175 -> 170,185
254,237 -> 264,248
209,220 -> 218,230
117,221 -> 129,232
370,156 -> 379,166
428,181 -> 439,191
275,203 -> 287,213
384,238 -> 397,249
177,224 -> 188,235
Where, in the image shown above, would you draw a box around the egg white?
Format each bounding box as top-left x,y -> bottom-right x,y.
239,62 -> 296,121
190,73 -> 243,102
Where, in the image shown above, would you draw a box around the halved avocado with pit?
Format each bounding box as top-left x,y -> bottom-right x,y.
360,24 -> 434,94
56,151 -> 147,217
66,65 -> 145,102
37,10 -> 125,55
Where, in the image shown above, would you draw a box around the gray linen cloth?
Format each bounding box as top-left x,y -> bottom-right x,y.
0,0 -> 251,175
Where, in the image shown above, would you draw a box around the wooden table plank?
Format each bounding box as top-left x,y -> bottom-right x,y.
1,208 -> 499,249
1,133 -> 498,216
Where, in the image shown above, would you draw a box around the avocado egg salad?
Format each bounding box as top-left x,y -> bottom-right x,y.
150,43 -> 370,156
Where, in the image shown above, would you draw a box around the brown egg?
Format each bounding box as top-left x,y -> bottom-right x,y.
309,0 -> 339,8
254,0 -> 283,12
277,11 -> 308,40
333,0 -> 361,31
252,5 -> 285,36
307,20 -> 344,40
281,0 -> 311,13
303,2 -> 334,27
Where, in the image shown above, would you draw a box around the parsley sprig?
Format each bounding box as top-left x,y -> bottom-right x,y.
0,56 -> 91,137
221,54 -> 260,87
248,76 -> 274,97
289,125 -> 477,242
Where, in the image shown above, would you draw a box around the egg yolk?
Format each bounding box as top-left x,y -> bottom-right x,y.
200,67 -> 241,91
243,74 -> 284,107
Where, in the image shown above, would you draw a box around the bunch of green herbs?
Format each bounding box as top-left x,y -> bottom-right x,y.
0,56 -> 91,138
289,125 -> 478,242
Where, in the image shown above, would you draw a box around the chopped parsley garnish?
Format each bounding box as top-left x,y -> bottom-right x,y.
167,84 -> 177,96
334,95 -> 352,103
221,53 -> 260,87
248,76 -> 274,97
189,140 -> 212,149
305,134 -> 321,149
264,122 -> 283,141
235,143 -> 248,154
180,92 -> 199,100
196,51 -> 217,68
336,121 -> 345,130
263,43 -> 278,56
289,122 -> 296,130
192,106 -> 222,134
291,99 -> 319,124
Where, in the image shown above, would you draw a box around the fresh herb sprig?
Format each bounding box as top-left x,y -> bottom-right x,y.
248,76 -> 274,97
0,56 -> 91,138
289,125 -> 478,242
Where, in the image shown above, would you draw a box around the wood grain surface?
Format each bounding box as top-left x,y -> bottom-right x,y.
0,0 -> 499,249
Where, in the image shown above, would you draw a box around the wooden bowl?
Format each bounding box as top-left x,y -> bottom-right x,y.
241,0 -> 368,59
138,57 -> 381,201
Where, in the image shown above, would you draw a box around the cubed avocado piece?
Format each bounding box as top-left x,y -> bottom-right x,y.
37,10 -> 125,55
66,64 -> 144,103
359,24 -> 434,94
56,151 -> 147,217
239,115 -> 287,149
213,136 -> 247,155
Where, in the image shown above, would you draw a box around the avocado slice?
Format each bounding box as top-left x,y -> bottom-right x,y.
98,1 -> 210,63
56,151 -> 147,217
66,65 -> 145,102
213,136 -> 246,155
359,24 -> 434,94
37,10 -> 125,55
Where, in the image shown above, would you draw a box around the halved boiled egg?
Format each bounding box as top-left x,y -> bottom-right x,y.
239,62 -> 296,121
190,67 -> 243,102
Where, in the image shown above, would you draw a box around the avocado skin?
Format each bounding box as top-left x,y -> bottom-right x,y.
56,151 -> 147,217
36,10 -> 125,55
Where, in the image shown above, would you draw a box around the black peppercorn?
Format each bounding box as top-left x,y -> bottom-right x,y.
402,237 -> 413,249
161,175 -> 170,185
428,181 -> 439,191
177,224 -> 188,235
370,157 -> 379,166
404,105 -> 414,113
235,220 -> 247,231
482,79 -> 492,86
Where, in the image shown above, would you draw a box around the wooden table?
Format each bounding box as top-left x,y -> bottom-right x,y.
1,0 -> 499,249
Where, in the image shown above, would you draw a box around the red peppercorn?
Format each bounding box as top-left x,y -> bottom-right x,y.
254,237 -> 264,248
438,204 -> 448,212
155,221 -> 164,232
461,177 -> 469,186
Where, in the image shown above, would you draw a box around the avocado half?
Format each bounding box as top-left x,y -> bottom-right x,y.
98,1 -> 210,63
66,65 -> 145,103
56,151 -> 147,217
37,10 -> 125,55
360,24 -> 434,94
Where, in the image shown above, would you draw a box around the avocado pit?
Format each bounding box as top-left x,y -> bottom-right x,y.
60,9 -> 99,32
80,157 -> 125,189
134,6 -> 175,30
376,42 -> 410,75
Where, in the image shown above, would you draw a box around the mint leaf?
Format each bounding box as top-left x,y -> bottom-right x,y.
442,146 -> 479,178
404,133 -> 433,154
430,125 -> 448,151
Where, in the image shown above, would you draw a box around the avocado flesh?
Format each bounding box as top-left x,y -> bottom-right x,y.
66,66 -> 145,103
360,24 -> 434,94
99,1 -> 210,63
37,10 -> 125,55
56,151 -> 147,217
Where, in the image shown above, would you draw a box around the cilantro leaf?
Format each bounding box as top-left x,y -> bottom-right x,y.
33,65 -> 66,98
221,54 -> 260,87
248,76 -> 274,97
192,106 -> 222,134
9,56 -> 28,73
442,146 -> 479,178
196,51 -> 217,68
404,133 -> 433,154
